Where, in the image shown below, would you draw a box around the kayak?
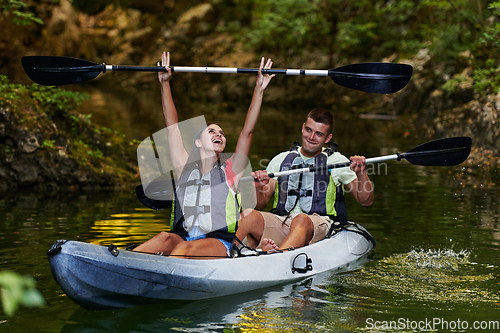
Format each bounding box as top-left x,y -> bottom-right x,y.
47,222 -> 375,310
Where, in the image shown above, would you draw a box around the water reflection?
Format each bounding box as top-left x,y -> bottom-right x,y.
90,208 -> 169,246
56,273 -> 362,332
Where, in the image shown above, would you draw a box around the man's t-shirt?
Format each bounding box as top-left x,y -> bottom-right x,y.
266,147 -> 357,214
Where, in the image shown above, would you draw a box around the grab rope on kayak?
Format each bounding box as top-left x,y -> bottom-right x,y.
327,221 -> 376,249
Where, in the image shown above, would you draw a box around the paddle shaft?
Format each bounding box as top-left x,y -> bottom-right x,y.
33,64 -> 407,80
244,142 -> 471,181
241,154 -> 398,181
270,155 -> 399,178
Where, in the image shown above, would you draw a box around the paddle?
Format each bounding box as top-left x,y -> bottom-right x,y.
135,137 -> 471,210
136,181 -> 172,211
21,56 -> 412,94
258,136 -> 472,179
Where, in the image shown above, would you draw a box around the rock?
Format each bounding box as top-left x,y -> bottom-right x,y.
17,134 -> 39,153
11,156 -> 39,186
74,169 -> 88,183
0,107 -> 10,122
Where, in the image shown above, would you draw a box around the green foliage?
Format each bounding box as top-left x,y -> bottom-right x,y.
441,75 -> 471,96
72,139 -> 105,162
242,0 -> 328,56
0,75 -> 27,103
88,148 -> 104,159
219,0 -> 488,63
0,75 -> 91,112
218,0 -> 498,96
29,85 -> 91,112
0,0 -> 44,25
0,271 -> 45,316
41,139 -> 56,149
472,62 -> 500,95
471,1 -> 500,95
336,21 -> 377,53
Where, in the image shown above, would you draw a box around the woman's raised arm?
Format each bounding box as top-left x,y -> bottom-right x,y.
158,51 -> 189,175
231,57 -> 275,181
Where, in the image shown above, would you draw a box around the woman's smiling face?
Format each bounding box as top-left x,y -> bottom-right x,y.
196,124 -> 226,154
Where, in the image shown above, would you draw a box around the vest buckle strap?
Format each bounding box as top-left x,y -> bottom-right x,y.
287,189 -> 312,197
290,162 -> 309,170
183,205 -> 211,217
299,189 -> 310,197
197,206 -> 209,214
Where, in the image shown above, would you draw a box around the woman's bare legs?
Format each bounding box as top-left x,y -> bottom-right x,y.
170,238 -> 228,259
132,231 -> 184,254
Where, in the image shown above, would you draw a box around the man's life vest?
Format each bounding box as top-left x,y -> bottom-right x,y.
273,143 -> 348,222
171,160 -> 240,243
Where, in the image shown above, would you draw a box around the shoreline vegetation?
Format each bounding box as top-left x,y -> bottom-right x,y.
0,76 -> 139,192
0,0 -> 499,192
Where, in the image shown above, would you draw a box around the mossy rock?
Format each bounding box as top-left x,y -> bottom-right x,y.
0,76 -> 139,192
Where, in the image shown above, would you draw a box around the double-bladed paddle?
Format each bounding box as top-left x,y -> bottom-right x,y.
136,137 -> 472,210
21,56 -> 412,94
261,136 -> 472,179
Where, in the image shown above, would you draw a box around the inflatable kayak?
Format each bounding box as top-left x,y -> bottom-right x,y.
47,222 -> 375,310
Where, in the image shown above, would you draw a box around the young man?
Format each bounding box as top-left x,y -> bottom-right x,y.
235,108 -> 373,251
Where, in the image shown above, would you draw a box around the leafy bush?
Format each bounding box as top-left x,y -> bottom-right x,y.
1,0 -> 44,25
0,75 -> 91,113
0,271 -> 45,316
472,2 -> 500,95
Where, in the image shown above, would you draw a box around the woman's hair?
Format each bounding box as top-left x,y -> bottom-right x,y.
181,122 -> 228,176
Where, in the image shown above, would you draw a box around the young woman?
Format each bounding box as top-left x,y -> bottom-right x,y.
133,51 -> 274,258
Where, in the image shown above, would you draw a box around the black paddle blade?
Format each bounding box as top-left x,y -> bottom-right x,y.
22,56 -> 103,86
402,137 -> 472,166
329,62 -> 413,94
135,183 -> 172,210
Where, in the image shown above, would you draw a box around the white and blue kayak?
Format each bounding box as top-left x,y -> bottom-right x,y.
47,222 -> 375,310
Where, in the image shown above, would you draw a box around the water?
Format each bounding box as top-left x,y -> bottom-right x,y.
1,87 -> 499,332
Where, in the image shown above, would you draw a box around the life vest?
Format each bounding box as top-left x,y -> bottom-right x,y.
273,143 -> 348,222
171,160 -> 240,242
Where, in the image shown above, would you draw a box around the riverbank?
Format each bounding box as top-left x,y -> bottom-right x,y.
0,76 -> 139,193
376,50 -> 500,187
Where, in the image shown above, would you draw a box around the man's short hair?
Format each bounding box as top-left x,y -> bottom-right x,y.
306,108 -> 334,133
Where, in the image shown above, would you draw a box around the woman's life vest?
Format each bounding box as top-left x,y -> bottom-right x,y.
171,160 -> 240,243
273,143 -> 348,222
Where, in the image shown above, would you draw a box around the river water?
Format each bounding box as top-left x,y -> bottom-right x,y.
1,85 -> 499,332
